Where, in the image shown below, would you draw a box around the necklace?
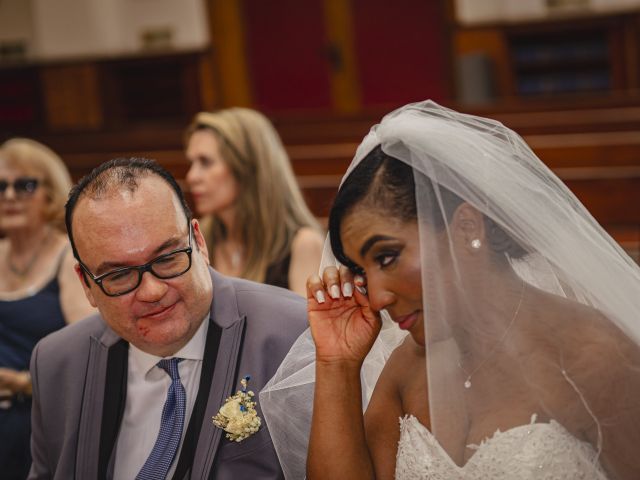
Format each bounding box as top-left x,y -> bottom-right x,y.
7,228 -> 54,278
230,249 -> 243,269
217,242 -> 243,270
458,279 -> 525,389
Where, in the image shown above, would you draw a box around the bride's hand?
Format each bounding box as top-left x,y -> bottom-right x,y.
307,266 -> 382,366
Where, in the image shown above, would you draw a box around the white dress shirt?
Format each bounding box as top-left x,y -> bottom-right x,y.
113,316 -> 209,480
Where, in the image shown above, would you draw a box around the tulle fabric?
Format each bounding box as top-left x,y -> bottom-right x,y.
260,101 -> 640,479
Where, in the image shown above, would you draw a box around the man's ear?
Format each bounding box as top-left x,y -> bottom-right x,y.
74,263 -> 97,307
192,219 -> 210,265
451,202 -> 485,252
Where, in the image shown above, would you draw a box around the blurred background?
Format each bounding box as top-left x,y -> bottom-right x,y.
0,0 -> 638,261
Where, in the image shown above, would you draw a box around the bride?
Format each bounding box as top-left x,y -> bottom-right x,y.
260,101 -> 640,479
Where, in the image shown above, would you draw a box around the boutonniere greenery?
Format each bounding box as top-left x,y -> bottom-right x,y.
212,375 -> 262,442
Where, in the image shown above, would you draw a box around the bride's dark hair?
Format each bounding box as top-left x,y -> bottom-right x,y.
329,145 -> 526,271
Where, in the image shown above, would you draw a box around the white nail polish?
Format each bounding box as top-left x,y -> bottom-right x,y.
354,275 -> 364,286
355,285 -> 367,295
342,282 -> 353,297
330,284 -> 341,299
315,291 -> 326,304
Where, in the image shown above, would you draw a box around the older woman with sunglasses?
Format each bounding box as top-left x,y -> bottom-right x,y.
0,138 -> 94,479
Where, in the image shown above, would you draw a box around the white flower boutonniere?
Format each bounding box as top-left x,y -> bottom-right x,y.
212,375 -> 262,442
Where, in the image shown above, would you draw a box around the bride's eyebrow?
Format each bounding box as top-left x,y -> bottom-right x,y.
360,235 -> 395,258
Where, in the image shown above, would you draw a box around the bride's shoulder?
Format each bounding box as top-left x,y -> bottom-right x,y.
529,288 -> 627,351
385,336 -> 425,373
383,337 -> 427,405
530,288 -> 639,389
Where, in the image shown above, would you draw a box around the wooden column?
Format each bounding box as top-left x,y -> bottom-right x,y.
207,0 -> 252,107
323,0 -> 361,113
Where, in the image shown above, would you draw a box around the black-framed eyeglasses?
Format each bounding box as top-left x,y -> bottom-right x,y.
0,177 -> 39,198
78,222 -> 193,297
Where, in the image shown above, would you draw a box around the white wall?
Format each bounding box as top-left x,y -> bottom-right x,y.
31,0 -> 122,59
455,0 -> 640,25
120,0 -> 209,52
0,0 -> 33,51
27,0 -> 208,60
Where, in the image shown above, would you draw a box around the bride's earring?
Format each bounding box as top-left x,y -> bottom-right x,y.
471,239 -> 482,249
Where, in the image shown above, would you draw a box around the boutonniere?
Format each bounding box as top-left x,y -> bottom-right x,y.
212,375 -> 262,442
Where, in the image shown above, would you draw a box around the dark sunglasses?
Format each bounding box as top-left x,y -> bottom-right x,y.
0,177 -> 40,197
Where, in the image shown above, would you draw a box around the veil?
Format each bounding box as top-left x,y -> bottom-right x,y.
260,101 -> 640,479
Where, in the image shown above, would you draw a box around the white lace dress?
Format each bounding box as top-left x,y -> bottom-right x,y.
395,415 -> 608,479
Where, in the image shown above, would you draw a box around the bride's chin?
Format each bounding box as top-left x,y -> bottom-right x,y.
408,328 -> 426,348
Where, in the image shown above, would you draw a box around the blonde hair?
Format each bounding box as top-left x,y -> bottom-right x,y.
0,138 -> 72,231
186,108 -> 321,282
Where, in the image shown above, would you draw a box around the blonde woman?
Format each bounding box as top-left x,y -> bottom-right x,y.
185,108 -> 324,296
0,138 -> 94,479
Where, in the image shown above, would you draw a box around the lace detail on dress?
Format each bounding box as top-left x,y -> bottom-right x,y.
395,415 -> 608,479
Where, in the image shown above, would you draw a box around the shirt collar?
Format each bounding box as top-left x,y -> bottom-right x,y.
129,314 -> 210,376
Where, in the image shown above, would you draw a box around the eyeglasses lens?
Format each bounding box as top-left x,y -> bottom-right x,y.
101,251 -> 192,296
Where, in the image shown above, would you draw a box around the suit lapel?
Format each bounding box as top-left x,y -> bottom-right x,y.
171,318 -> 222,480
75,326 -> 123,479
99,339 -> 129,480
190,270 -> 247,479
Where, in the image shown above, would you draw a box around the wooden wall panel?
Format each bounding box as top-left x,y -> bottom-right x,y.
0,67 -> 41,135
208,0 -> 252,107
40,64 -> 103,131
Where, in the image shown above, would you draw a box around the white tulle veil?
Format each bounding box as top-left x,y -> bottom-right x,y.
260,100 -> 640,479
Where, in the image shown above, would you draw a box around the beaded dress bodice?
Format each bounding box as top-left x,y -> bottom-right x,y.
395,415 -> 608,480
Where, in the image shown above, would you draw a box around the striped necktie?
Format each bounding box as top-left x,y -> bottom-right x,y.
136,357 -> 186,480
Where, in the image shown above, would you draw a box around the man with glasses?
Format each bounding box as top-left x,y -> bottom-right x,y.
27,158 -> 307,479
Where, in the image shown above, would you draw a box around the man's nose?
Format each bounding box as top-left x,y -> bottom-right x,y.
135,271 -> 168,302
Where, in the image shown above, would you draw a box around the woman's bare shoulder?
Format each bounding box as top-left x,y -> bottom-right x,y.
529,287 -> 640,381
385,335 -> 425,374
288,227 -> 325,295
291,227 -> 324,252
367,336 -> 422,407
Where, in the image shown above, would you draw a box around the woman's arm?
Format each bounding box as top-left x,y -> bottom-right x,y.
288,227 -> 324,296
309,360 -> 375,480
57,246 -> 95,323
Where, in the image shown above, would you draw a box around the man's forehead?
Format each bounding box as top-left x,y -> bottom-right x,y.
72,177 -> 185,236
77,175 -> 177,211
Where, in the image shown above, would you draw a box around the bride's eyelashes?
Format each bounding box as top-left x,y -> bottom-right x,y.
374,250 -> 400,269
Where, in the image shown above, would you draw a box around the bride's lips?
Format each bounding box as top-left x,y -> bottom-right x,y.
139,302 -> 177,321
394,311 -> 420,331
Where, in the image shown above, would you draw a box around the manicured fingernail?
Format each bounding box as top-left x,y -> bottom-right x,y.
342,282 -> 353,297
354,275 -> 364,286
315,291 -> 326,304
355,285 -> 367,295
330,284 -> 341,299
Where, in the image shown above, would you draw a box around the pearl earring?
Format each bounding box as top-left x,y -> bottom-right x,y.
471,239 -> 482,249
